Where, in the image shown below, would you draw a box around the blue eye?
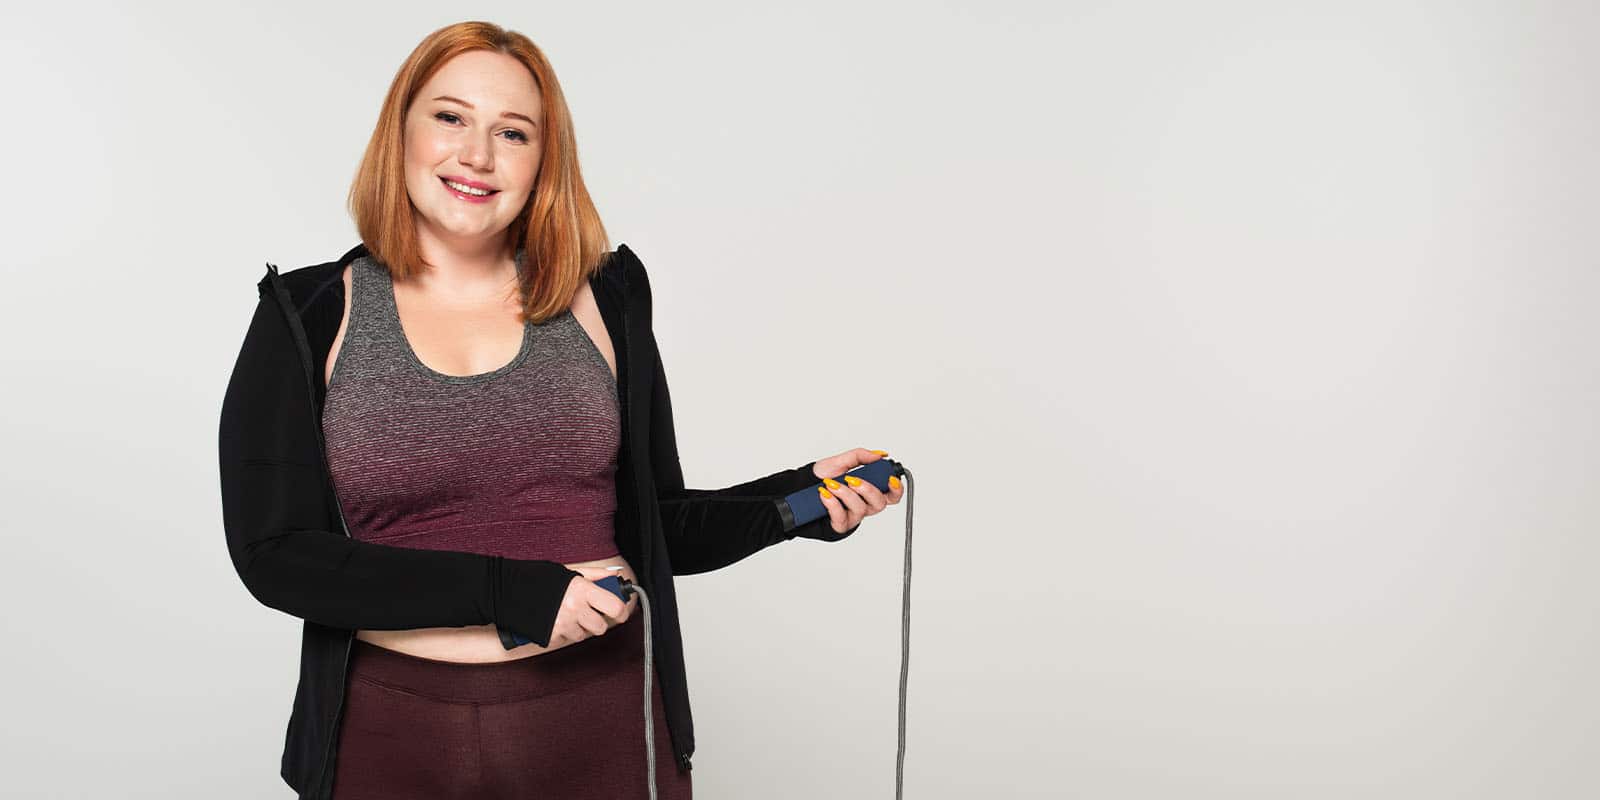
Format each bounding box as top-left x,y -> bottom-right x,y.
435,111 -> 527,143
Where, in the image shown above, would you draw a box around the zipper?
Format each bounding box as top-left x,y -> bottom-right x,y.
263,263 -> 357,798
613,261 -> 693,774
616,271 -> 652,584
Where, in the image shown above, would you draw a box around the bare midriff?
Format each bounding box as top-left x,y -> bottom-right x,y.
354,553 -> 640,663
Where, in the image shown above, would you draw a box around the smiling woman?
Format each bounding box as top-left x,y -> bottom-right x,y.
255,20 -> 690,800
222,16 -> 895,800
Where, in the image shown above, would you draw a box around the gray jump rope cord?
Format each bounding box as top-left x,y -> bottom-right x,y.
895,467 -> 914,799
628,466 -> 914,799
633,584 -> 658,800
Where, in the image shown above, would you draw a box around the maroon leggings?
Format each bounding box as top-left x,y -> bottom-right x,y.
330,611 -> 692,799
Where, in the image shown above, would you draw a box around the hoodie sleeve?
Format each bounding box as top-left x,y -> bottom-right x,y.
626,259 -> 860,576
218,288 -> 581,647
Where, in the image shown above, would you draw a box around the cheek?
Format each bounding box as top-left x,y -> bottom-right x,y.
509,153 -> 542,194
403,127 -> 449,169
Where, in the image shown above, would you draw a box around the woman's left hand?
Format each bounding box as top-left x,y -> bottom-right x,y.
810,448 -> 904,535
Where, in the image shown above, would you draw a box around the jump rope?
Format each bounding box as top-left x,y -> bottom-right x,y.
500,458 -> 915,798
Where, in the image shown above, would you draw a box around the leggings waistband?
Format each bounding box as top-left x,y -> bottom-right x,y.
347,612 -> 647,704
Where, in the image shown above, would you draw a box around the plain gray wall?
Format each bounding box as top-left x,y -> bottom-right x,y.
1,1 -> 1596,797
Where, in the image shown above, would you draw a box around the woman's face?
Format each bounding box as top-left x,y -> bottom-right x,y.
403,49 -> 543,252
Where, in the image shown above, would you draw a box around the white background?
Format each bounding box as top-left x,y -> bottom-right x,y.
1,1 -> 1596,797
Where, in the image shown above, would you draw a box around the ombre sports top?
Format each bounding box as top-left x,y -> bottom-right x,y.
320,252 -> 622,564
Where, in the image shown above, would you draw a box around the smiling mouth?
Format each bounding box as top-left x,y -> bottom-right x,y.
440,177 -> 499,197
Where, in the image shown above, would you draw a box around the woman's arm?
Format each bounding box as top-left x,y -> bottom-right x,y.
646,331 -> 858,576
219,291 -> 581,646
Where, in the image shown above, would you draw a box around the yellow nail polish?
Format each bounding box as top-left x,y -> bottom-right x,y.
871,449 -> 889,456
823,478 -> 843,491
844,475 -> 863,488
889,476 -> 901,490
819,487 -> 833,500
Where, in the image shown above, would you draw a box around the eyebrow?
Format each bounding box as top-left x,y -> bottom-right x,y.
431,95 -> 538,128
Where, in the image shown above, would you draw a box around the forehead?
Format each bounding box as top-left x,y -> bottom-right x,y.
416,50 -> 542,115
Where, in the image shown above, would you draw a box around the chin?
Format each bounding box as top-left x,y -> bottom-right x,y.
423,206 -> 491,228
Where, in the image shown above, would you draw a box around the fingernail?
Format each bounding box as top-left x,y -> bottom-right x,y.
889,476 -> 901,490
819,487 -> 833,500
844,475 -> 863,488
871,449 -> 889,456
823,478 -> 843,491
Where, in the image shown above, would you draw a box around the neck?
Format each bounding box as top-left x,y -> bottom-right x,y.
409,217 -> 521,301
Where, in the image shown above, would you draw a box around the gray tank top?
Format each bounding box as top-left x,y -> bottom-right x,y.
320,251 -> 623,564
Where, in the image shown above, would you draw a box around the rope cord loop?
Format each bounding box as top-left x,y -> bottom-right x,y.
621,581 -> 657,800
627,463 -> 912,800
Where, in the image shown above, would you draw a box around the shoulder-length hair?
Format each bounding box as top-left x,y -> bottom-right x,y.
348,20 -> 610,324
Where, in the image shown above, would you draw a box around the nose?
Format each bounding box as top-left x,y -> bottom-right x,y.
457,131 -> 494,172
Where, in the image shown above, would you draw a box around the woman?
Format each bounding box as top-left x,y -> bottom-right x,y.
218,20 -> 902,799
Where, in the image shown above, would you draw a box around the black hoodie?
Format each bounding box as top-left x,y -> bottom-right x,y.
218,241 -> 855,798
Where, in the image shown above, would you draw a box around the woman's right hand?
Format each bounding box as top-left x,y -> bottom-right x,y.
548,567 -> 632,646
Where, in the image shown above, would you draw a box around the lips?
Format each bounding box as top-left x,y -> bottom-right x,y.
439,176 -> 500,201
441,175 -> 496,192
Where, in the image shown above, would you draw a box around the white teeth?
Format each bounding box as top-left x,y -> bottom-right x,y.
443,178 -> 492,196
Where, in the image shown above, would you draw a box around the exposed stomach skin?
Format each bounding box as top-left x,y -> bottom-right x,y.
355,552 -> 640,663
